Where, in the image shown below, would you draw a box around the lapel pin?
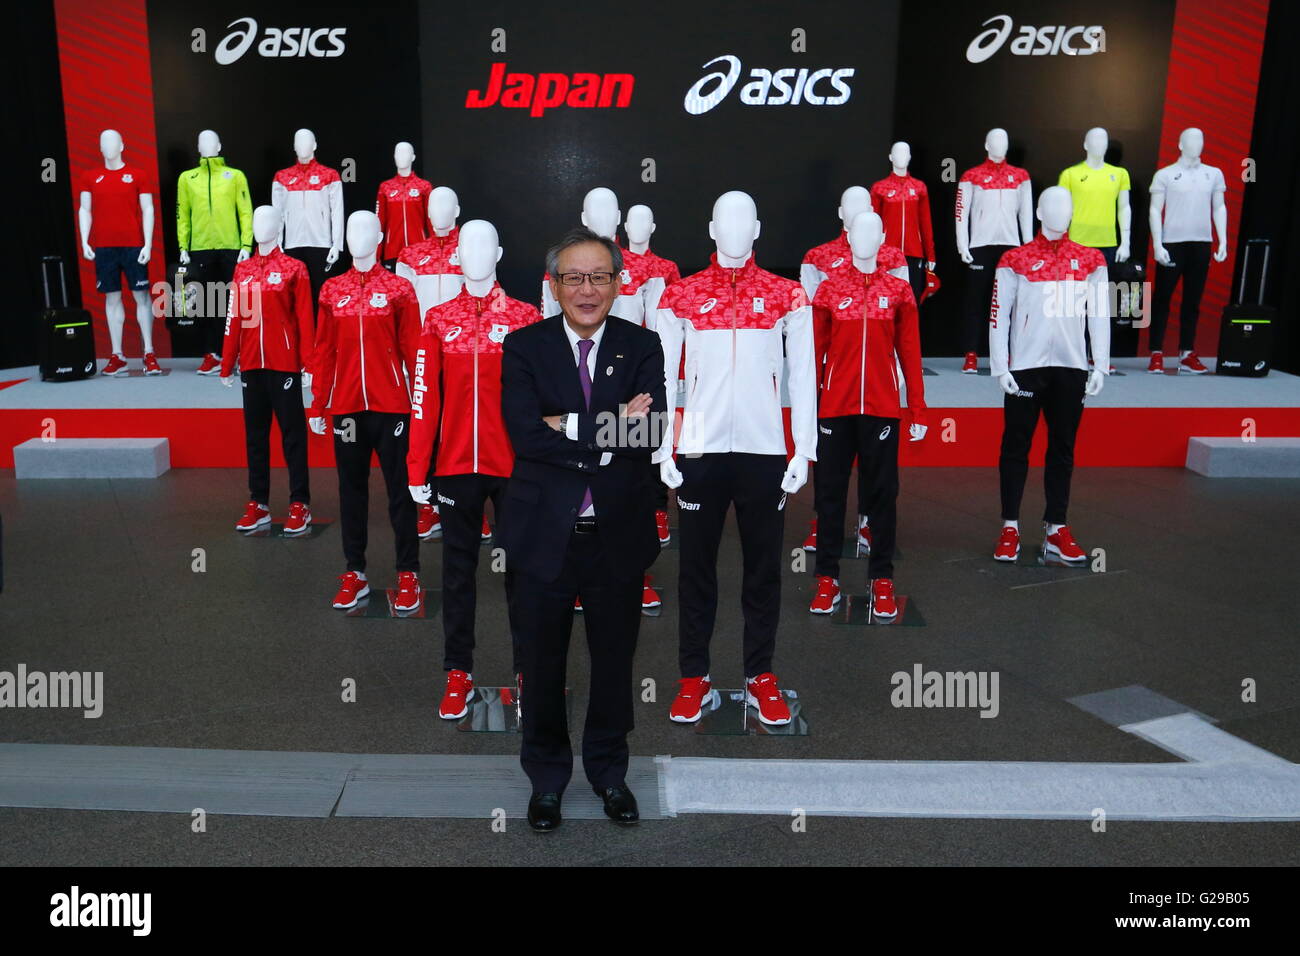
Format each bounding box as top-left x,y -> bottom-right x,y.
606,366 -> 614,376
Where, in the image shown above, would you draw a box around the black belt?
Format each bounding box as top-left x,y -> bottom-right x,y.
574,517 -> 598,534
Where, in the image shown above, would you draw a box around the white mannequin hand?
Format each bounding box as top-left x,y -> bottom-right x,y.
179,249 -> 190,266
1153,244 -> 1172,267
1116,243 -> 1130,264
781,454 -> 809,494
926,261 -> 936,272
909,423 -> 927,442
236,249 -> 250,263
220,376 -> 233,388
1214,243 -> 1227,263
1085,370 -> 1105,396
659,459 -> 683,490
326,248 -> 341,266
309,416 -> 327,436
409,484 -> 432,504
138,247 -> 151,266
82,244 -> 95,261
301,370 -> 312,389
999,372 -> 1020,396
960,250 -> 974,265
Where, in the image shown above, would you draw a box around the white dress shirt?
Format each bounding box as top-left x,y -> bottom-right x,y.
561,317 -> 612,516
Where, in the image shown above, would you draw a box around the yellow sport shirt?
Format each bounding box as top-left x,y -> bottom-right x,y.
1057,161 -> 1131,248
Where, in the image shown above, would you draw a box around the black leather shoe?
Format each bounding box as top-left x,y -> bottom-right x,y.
527,792 -> 562,832
594,784 -> 639,824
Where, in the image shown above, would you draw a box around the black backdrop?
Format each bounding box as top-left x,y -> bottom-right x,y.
418,0 -> 900,299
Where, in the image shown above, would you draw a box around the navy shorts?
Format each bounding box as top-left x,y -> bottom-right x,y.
93,247 -> 149,293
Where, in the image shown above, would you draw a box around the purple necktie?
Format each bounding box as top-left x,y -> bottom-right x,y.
577,338 -> 594,516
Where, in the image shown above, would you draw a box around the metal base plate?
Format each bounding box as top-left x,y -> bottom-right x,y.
832,593 -> 925,627
839,541 -> 903,560
120,368 -> 172,378
238,521 -> 332,539
692,689 -> 809,736
340,589 -> 440,619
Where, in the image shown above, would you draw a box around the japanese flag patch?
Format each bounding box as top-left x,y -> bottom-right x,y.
752,297 -> 765,313
267,272 -> 282,285
878,295 -> 890,309
370,292 -> 387,308
489,323 -> 508,343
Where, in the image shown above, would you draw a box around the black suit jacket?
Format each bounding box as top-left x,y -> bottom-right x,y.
498,314 -> 668,583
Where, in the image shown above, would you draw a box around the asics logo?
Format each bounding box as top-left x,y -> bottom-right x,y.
684,55 -> 854,115
965,15 -> 1105,64
214,18 -> 347,66
879,426 -> 891,440
445,326 -> 463,342
335,295 -> 351,308
699,298 -> 717,314
838,296 -> 853,310
394,421 -> 405,437
283,378 -> 293,390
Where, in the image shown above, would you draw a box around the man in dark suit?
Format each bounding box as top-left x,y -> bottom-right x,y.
498,226 -> 668,831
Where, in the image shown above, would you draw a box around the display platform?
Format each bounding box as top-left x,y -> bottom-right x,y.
4,356 -> 1299,468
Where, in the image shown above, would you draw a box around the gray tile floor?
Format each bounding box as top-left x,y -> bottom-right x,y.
1,466 -> 1297,865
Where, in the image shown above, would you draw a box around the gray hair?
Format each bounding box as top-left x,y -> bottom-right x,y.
545,226 -> 623,279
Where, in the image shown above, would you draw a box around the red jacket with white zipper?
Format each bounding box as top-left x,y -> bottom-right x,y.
375,173 -> 434,261
870,173 -> 936,262
310,266 -> 421,416
406,283 -> 541,482
812,265 -> 927,426
800,232 -> 909,302
220,247 -> 315,377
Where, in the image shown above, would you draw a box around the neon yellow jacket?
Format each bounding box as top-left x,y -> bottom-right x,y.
177,156 -> 252,252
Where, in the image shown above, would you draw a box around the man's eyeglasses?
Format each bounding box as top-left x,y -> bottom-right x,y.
556,271 -> 616,287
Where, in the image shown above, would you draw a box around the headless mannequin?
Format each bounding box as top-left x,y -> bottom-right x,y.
956,128 -> 1032,264
1081,127 -> 1131,262
624,204 -> 656,254
220,206 -> 287,389
308,213 -> 383,440
887,142 -> 936,272
80,128 -> 155,357
999,186 -> 1104,534
848,211 -> 928,443
408,219 -> 503,504
180,130 -> 249,266
660,191 -> 810,494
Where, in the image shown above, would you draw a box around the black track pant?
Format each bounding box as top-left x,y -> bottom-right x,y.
333,411 -> 418,574
286,246 -> 333,318
963,244 -> 1013,355
241,369 -> 309,506
906,255 -> 927,305
1149,240 -> 1211,354
677,453 -> 786,679
438,473 -> 516,674
998,366 -> 1088,525
186,249 -> 239,355
815,415 -> 901,581
510,528 -> 641,794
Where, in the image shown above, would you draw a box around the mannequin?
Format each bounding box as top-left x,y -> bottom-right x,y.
1147,127 -> 1228,374
376,141 -> 434,268
870,142 -> 936,305
308,211 -> 424,613
404,219 -> 539,718
79,129 -> 157,375
808,210 -> 927,619
541,187 -> 660,328
177,129 -> 252,373
653,190 -> 817,727
218,205 -> 315,535
799,185 -> 909,555
956,128 -> 1033,372
990,186 -> 1107,565
272,128 -> 344,310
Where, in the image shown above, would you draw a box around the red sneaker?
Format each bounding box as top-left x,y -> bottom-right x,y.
669,675 -> 719,723
656,509 -> 671,546
641,574 -> 661,609
393,571 -> 422,612
438,669 -> 475,719
962,352 -> 978,373
808,575 -> 841,614
283,502 -> 311,535
994,526 -> 1020,562
1044,525 -> 1086,562
871,578 -> 898,620
574,595 -> 583,612
481,515 -> 493,540
1147,352 -> 1164,374
857,516 -> 873,556
101,354 -> 128,376
418,503 -> 441,540
1179,351 -> 1208,374
745,673 -> 792,726
332,571 -> 370,609
142,352 -> 162,375
235,501 -> 270,531
197,353 -> 222,375
802,518 -> 817,552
